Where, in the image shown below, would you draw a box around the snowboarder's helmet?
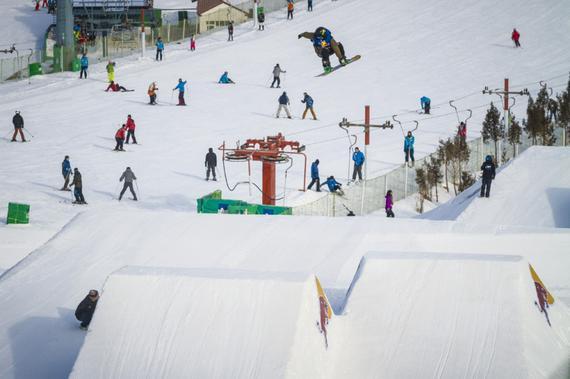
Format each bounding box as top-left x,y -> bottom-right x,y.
65,155 -> 69,159
486,155 -> 492,161
89,290 -> 98,297
315,27 -> 326,36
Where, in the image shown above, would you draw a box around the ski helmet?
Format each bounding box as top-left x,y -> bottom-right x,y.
315,27 -> 326,37
486,155 -> 492,161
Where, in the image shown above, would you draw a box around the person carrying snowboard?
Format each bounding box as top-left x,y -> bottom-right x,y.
155,37 -> 164,61
352,147 -> 365,181
205,147 -> 217,181
320,175 -> 344,196
511,28 -> 521,48
420,96 -> 431,114
271,64 -> 286,88
11,111 -> 26,142
404,131 -> 415,167
75,289 -> 99,330
106,60 -> 115,82
298,27 -> 348,73
119,167 -> 138,201
69,168 -> 86,204
385,189 -> 395,218
480,155 -> 496,198
148,82 -> 158,105
218,71 -> 235,84
61,155 -> 72,191
173,78 -> 187,106
301,92 -> 317,120
307,159 -> 321,191
125,115 -> 137,144
114,125 -> 127,151
79,53 -> 88,79
258,12 -> 265,30
276,91 -> 292,119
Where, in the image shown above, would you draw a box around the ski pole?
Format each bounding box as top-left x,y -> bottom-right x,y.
135,180 -> 141,199
24,128 -> 35,138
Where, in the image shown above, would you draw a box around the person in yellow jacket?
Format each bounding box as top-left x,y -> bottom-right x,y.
106,61 -> 115,82
148,82 -> 158,105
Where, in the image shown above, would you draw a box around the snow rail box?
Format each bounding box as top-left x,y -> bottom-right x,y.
336,252 -> 570,379
70,267 -> 332,379
197,190 -> 292,215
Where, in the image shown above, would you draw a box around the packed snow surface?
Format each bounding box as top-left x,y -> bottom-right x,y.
0,0 -> 569,377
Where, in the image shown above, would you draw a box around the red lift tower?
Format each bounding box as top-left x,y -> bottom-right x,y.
220,133 -> 307,205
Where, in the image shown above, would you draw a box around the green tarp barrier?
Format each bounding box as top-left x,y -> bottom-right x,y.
7,203 -> 30,224
197,191 -> 291,215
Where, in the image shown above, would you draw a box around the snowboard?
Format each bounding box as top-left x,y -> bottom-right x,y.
316,55 -> 361,77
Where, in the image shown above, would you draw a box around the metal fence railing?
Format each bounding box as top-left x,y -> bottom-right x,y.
292,127 -> 568,216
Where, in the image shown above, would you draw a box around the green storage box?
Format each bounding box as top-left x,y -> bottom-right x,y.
71,58 -> 81,72
29,63 -> 43,76
7,203 -> 30,224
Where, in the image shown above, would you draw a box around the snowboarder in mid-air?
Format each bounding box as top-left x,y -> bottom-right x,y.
480,155 -> 496,198
205,148 -> 217,181
298,27 -> 348,73
75,289 -> 99,330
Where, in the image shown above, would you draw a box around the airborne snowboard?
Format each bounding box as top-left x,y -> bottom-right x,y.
316,55 -> 361,77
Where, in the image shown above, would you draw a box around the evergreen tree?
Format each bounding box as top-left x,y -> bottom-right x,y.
507,115 -> 522,156
459,171 -> 475,192
526,89 -> 556,146
481,102 -> 504,160
437,139 -> 452,192
425,156 -> 443,202
415,167 -> 429,213
557,76 -> 570,145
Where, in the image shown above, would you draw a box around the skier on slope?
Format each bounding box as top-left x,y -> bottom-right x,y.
404,131 -> 415,167
270,64 -> 286,88
11,111 -> 26,142
307,159 -> 321,191
320,175 -> 344,195
257,12 -> 265,31
420,96 -> 431,114
69,168 -> 86,204
61,155 -> 72,191
114,125 -> 127,151
511,28 -> 521,48
480,155 -> 496,198
352,147 -> 365,182
119,167 -> 138,201
173,78 -> 187,106
205,148 -> 217,181
301,92 -> 317,120
148,82 -> 158,105
75,289 -> 99,330
106,61 -> 115,82
276,91 -> 292,119
298,27 -> 348,73
218,71 -> 235,84
125,115 -> 137,144
534,281 -> 551,326
385,189 -> 395,218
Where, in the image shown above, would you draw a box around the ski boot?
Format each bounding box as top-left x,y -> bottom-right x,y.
340,56 -> 348,66
323,66 -> 332,74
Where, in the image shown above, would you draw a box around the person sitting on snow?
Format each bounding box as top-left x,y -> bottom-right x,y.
75,289 -> 99,329
320,175 -> 344,196
105,81 -> 132,92
218,71 -> 235,84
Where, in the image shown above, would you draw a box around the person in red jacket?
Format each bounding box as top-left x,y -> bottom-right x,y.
511,28 -> 521,48
457,121 -> 467,140
114,125 -> 127,151
125,115 -> 137,144
105,81 -> 132,92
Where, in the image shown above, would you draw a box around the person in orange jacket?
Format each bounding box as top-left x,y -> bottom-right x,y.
287,1 -> 294,19
114,125 -> 127,151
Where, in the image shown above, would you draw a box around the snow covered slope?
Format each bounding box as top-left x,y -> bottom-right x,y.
335,252 -> 570,379
71,267 -> 330,378
422,147 -> 570,228
0,0 -> 52,49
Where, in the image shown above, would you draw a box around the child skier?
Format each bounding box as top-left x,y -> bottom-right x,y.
75,289 -> 99,329
511,28 -> 521,48
190,35 -> 196,51
148,82 -> 158,105
205,148 -> 217,181
385,190 -> 395,218
106,61 -> 115,82
155,37 -> 164,61
420,96 -> 431,114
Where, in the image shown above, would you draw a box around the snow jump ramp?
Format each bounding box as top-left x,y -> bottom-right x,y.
70,267 -> 333,379
335,252 -> 570,378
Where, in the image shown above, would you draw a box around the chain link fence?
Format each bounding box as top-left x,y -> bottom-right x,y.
293,127 -> 567,216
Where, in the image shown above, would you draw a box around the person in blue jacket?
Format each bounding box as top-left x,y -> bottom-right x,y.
352,147 -> 365,181
420,96 -> 431,114
301,92 -> 317,120
320,175 -> 344,195
155,37 -> 164,61
61,155 -> 72,191
404,131 -> 415,167
173,78 -> 187,106
298,26 -> 348,73
79,54 -> 88,79
218,71 -> 235,84
307,159 -> 320,191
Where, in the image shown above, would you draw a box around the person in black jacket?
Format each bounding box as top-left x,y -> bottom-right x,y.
11,111 -> 26,142
75,289 -> 99,329
205,147 -> 217,181
276,91 -> 292,119
480,155 -> 496,198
